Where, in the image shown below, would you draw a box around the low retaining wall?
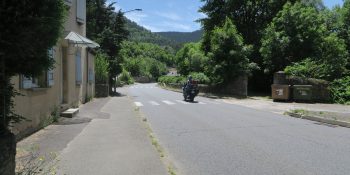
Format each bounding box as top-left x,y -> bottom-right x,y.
162,75 -> 248,97
273,72 -> 331,102
95,84 -> 109,97
134,76 -> 155,83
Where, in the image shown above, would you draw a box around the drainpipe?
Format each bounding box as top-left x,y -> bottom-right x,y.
86,49 -> 89,101
1,56 -> 6,130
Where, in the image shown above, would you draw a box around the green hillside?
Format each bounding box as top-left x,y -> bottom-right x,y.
156,30 -> 204,44
125,19 -> 176,47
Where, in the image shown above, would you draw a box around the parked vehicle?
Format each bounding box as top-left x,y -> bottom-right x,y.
183,80 -> 199,102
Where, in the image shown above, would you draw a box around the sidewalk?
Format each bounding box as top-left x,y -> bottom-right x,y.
222,97 -> 350,124
222,97 -> 349,114
16,90 -> 168,175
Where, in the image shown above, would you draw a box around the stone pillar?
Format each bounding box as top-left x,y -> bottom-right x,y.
273,71 -> 287,85
222,75 -> 248,97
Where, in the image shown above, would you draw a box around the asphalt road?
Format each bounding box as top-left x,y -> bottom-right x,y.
128,83 -> 350,175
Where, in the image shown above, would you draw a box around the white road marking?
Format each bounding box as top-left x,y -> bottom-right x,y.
149,101 -> 160,106
199,102 -> 206,105
134,102 -> 143,107
222,100 -> 235,104
162,100 -> 176,105
203,100 -> 220,104
176,100 -> 189,104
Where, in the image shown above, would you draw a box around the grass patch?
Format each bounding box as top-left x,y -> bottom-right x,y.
290,109 -> 309,115
168,166 -> 176,175
150,133 -> 165,158
130,95 -> 177,175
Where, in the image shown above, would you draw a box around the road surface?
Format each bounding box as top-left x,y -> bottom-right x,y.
128,83 -> 350,175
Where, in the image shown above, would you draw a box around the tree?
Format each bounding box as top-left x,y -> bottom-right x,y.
260,2 -> 325,74
206,18 -> 253,85
0,0 -> 66,174
198,0 -> 327,91
339,0 -> 350,71
121,42 -> 170,79
86,0 -> 115,40
175,42 -> 208,75
87,1 -> 130,94
261,2 -> 348,81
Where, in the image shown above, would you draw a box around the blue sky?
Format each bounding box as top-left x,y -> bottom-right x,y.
110,0 -> 344,32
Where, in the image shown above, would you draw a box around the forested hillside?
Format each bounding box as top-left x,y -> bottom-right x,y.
156,30 -> 204,44
125,19 -> 176,47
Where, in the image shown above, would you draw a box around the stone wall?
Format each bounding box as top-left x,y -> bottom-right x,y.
273,72 -> 331,102
163,75 -> 248,97
95,84 -> 109,98
134,76 -> 154,83
219,76 -> 248,97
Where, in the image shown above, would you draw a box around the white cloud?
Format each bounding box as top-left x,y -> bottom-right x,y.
154,12 -> 182,21
125,13 -> 148,24
140,22 -> 193,32
161,22 -> 193,31
142,25 -> 164,32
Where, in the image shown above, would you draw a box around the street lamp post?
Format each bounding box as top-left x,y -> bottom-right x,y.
122,9 -> 142,14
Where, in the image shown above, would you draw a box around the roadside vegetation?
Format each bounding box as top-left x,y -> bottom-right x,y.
120,41 -> 172,80
0,0 -> 67,174
160,0 -> 350,104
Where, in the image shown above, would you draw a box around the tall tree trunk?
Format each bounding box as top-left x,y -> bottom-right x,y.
108,74 -> 113,95
0,130 -> 16,175
0,58 -> 16,175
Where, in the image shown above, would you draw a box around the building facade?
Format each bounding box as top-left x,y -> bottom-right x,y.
11,0 -> 98,139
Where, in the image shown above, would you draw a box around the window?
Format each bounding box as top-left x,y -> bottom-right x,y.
64,0 -> 72,6
76,51 -> 82,85
21,48 -> 55,89
76,0 -> 86,24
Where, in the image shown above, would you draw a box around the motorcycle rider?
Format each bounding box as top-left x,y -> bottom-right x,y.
183,75 -> 193,100
184,75 -> 193,90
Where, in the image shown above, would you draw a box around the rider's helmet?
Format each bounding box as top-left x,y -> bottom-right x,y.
188,75 -> 192,81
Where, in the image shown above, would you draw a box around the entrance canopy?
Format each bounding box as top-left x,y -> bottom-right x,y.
65,31 -> 100,48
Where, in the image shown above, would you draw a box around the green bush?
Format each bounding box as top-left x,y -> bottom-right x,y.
95,52 -> 109,84
119,69 -> 134,85
330,76 -> 350,104
284,58 -> 328,79
158,76 -> 186,85
190,72 -> 210,84
158,73 -> 210,85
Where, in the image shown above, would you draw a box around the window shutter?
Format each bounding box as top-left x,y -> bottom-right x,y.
47,69 -> 54,87
22,76 -> 33,89
88,68 -> 94,83
76,0 -> 86,24
76,51 -> 82,84
47,48 -> 54,87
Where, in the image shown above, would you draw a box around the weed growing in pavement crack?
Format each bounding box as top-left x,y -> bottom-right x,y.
131,97 -> 177,175
16,145 -> 59,175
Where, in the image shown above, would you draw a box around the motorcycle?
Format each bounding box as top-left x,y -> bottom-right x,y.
182,80 -> 199,102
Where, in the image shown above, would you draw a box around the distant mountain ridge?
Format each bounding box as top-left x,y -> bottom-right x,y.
125,18 -> 203,50
156,30 -> 204,44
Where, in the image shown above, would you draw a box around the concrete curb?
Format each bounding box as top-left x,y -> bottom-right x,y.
285,111 -> 350,128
